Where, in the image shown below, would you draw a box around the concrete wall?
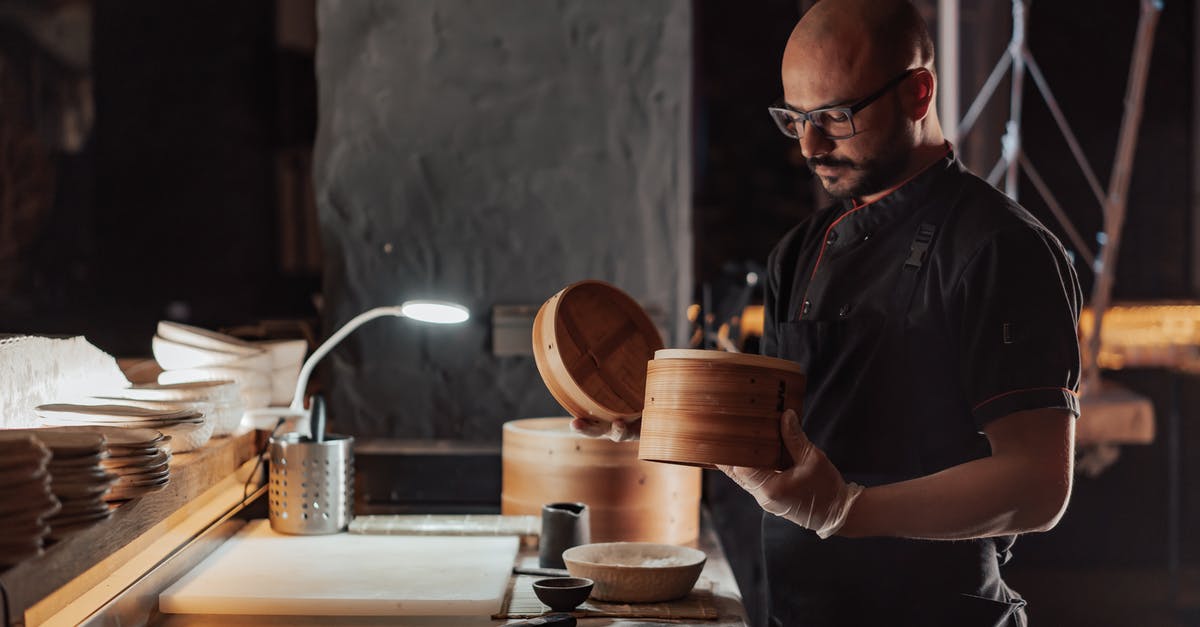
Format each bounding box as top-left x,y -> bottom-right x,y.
313,0 -> 692,438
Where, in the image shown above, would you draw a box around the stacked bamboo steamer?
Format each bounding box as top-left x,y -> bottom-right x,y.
501,417 -> 701,544
641,349 -> 803,469
531,280 -> 804,472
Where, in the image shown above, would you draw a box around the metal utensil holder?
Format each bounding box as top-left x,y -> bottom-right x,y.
268,432 -> 354,534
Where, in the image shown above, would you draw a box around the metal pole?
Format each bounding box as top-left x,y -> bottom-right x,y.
1019,154 -> 1096,267
1168,372 -> 1181,607
1193,0 -> 1200,295
958,49 -> 1013,141
1003,0 -> 1028,200
938,0 -> 960,143
1022,50 -> 1109,207
1084,0 -> 1161,394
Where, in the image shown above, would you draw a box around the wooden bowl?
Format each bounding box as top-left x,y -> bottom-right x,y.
532,280 -> 663,422
639,349 -> 805,469
501,418 -> 700,544
562,542 -> 706,603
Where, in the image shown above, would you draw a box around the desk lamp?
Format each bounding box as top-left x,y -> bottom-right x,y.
246,300 -> 470,436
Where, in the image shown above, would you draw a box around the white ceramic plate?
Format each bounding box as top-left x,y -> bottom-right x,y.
153,335 -> 271,371
36,404 -> 198,423
113,381 -> 240,403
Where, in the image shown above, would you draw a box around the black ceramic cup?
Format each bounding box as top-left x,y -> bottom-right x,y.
538,502 -> 591,569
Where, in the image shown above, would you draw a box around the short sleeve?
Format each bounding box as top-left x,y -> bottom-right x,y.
953,225 -> 1083,428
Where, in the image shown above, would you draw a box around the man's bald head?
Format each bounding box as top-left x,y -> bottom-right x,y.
785,0 -> 934,94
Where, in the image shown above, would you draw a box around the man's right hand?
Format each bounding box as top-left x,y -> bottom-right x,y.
569,417 -> 641,442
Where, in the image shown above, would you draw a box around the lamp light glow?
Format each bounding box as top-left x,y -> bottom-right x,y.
399,300 -> 471,324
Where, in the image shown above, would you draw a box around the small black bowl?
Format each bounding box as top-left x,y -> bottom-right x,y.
532,576 -> 594,611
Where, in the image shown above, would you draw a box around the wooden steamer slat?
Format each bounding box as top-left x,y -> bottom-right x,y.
501,418 -> 700,544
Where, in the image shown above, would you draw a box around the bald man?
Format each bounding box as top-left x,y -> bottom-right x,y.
573,1 -> 1079,624
721,0 -> 1079,624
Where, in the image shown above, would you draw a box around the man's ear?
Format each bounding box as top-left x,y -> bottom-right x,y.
908,68 -> 935,121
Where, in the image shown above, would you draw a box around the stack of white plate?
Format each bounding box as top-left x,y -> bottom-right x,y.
79,427 -> 173,501
35,404 -> 202,454
22,429 -> 119,539
0,433 -> 58,567
152,321 -> 306,412
93,380 -> 242,440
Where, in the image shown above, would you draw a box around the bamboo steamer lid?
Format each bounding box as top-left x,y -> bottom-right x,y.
501,418 -> 701,544
639,349 -> 805,469
532,280 -> 663,422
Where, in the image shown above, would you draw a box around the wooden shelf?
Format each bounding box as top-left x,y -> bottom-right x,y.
0,430 -> 259,625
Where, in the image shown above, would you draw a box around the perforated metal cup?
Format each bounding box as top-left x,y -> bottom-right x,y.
268,433 -> 354,535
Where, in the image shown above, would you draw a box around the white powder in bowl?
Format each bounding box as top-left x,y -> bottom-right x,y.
639,557 -> 688,567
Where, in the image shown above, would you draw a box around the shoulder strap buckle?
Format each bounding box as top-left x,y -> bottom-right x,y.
904,223 -> 937,269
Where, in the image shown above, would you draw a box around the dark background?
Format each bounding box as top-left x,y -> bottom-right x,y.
1,1 -> 1196,625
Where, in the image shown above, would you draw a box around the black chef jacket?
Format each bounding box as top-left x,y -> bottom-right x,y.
760,150 -> 1082,627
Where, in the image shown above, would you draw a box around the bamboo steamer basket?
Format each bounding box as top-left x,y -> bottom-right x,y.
639,349 -> 805,469
532,280 -> 664,422
502,418 -> 701,544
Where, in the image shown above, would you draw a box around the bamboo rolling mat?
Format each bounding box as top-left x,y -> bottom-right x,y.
492,574 -> 719,620
349,514 -> 540,537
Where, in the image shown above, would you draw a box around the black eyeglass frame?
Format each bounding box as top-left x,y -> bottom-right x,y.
768,68 -> 918,140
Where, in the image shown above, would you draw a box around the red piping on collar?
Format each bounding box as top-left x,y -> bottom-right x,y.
797,143 -> 953,320
851,143 -> 954,209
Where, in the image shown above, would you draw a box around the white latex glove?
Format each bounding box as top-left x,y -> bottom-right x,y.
569,417 -> 640,442
718,409 -> 864,539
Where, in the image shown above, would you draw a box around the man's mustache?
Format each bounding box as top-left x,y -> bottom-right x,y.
807,157 -> 859,171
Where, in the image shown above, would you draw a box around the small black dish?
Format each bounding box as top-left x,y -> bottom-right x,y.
531,576 -> 594,612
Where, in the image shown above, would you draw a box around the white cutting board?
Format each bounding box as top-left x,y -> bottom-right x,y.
159,520 -> 519,616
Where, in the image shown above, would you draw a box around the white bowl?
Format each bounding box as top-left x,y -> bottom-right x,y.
268,365 -> 302,406
207,402 -> 247,437
157,321 -> 262,356
157,368 -> 270,411
253,339 -> 308,369
157,367 -> 268,392
562,542 -> 707,603
153,335 -> 271,371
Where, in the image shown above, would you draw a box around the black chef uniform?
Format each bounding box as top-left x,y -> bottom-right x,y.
760,149 -> 1082,627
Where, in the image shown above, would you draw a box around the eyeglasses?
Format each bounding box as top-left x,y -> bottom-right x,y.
767,69 -> 917,140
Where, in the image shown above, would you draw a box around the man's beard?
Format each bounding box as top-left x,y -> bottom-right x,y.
806,123 -> 911,200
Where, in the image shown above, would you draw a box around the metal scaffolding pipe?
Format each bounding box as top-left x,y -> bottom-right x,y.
1003,0 -> 1028,200
938,0 -> 961,142
958,50 -> 1012,141
1022,51 -> 1109,208
1020,154 -> 1096,268
1085,0 -> 1162,394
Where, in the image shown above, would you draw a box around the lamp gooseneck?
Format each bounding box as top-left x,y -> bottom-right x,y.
289,306 -> 406,411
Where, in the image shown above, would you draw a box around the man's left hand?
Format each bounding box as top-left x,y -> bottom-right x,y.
718,409 -> 864,539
